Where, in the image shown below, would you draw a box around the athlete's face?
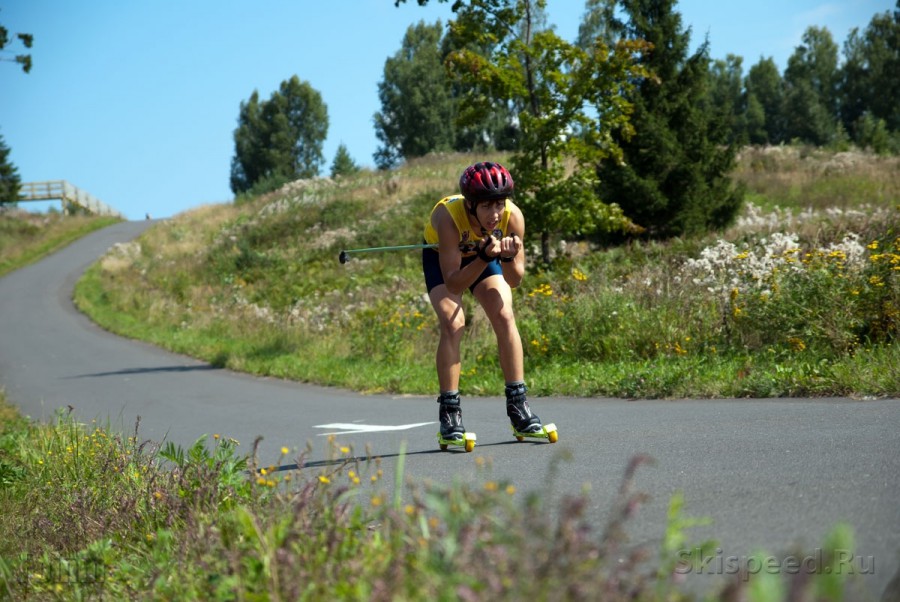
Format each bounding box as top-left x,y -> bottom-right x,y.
472,199 -> 506,231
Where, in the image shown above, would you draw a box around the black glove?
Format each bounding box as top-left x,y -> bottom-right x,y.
477,235 -> 497,262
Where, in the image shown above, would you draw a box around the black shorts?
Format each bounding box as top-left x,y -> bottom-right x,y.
423,247 -> 502,293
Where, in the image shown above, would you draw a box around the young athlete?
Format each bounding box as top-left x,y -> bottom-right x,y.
422,161 -> 543,443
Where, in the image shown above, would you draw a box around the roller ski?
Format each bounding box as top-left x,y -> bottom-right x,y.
436,392 -> 476,452
506,382 -> 559,443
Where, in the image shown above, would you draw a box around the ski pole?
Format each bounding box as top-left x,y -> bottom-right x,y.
338,242 -> 477,264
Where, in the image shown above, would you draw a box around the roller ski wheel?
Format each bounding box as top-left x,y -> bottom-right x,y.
437,431 -> 476,452
512,423 -> 558,443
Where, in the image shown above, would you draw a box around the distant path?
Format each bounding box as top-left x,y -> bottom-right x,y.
0,221 -> 897,599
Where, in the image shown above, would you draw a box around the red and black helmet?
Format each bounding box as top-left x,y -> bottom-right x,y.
459,161 -> 514,203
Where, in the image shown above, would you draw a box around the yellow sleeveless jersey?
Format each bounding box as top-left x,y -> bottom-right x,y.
423,195 -> 511,256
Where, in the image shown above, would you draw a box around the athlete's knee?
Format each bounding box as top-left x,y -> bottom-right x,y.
487,302 -> 516,330
439,312 -> 466,340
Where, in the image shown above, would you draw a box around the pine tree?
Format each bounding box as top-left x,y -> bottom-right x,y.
593,0 -> 743,239
330,144 -> 360,178
0,133 -> 21,203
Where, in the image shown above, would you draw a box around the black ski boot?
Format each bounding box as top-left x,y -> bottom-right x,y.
506,381 -> 543,434
437,391 -> 465,442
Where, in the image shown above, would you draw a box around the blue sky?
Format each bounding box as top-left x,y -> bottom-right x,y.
1,0 -> 893,220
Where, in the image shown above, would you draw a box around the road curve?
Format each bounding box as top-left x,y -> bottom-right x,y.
1,221 -> 898,599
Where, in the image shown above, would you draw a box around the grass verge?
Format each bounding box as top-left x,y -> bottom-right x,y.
0,211 -> 121,278
0,392 -> 864,601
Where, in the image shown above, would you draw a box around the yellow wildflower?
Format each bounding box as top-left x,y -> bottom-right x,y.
788,337 -> 806,352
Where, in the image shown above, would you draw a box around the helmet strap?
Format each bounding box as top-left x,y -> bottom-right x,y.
465,199 -> 490,235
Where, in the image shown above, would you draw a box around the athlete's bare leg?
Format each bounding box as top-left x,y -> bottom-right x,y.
472,275 -> 524,383
428,284 -> 466,392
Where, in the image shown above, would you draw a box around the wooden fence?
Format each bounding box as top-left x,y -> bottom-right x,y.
13,181 -> 125,218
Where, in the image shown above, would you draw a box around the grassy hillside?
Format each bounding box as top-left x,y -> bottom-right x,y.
0,209 -> 121,278
74,148 -> 900,398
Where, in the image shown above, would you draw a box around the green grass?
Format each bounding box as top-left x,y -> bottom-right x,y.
0,210 -> 121,277
71,148 -> 899,399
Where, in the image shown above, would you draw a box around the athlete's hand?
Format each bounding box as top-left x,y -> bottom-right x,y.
478,234 -> 502,260
499,233 -> 521,259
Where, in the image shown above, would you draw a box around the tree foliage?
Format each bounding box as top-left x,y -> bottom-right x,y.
839,4 -> 900,147
708,55 -> 747,145
394,0 -> 899,252
374,21 -> 457,169
699,4 -> 900,152
330,143 -> 360,178
435,0 -> 648,262
0,133 -> 21,203
593,0 -> 744,239
0,14 -> 33,74
744,57 -> 785,145
782,26 -> 841,145
230,76 -> 328,194
374,19 -> 519,169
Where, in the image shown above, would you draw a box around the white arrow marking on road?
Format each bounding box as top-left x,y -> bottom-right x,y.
313,422 -> 435,436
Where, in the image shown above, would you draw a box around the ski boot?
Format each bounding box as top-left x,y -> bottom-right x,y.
436,391 -> 476,452
506,382 -> 558,443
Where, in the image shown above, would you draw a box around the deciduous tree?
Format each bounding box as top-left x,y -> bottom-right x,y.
230,76 -> 328,194
0,14 -> 33,74
403,0 -> 648,263
374,19 -> 519,169
839,5 -> 900,144
374,21 -> 457,169
745,57 -> 785,144
782,26 -> 840,145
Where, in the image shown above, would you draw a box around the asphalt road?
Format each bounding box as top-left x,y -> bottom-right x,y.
1,220 -> 898,599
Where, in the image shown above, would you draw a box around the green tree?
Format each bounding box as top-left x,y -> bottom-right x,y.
839,5 -> 900,141
745,57 -> 785,144
593,0 -> 744,239
0,133 -> 21,203
439,0 -> 647,262
783,26 -> 840,145
708,54 -> 747,145
230,76 -> 328,194
374,19 -> 519,169
374,21 -> 457,169
0,13 -> 33,74
330,143 -> 360,178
